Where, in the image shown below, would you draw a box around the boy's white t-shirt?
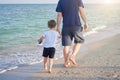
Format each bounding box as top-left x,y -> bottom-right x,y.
43,30 -> 59,48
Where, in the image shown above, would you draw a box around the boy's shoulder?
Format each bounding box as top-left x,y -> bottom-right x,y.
43,30 -> 51,33
44,30 -> 58,34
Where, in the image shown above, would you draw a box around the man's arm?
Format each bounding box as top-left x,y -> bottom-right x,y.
79,7 -> 88,31
56,12 -> 62,34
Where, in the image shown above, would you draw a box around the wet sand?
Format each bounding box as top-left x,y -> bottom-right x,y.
0,33 -> 120,80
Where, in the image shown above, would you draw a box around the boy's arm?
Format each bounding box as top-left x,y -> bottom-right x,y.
38,36 -> 45,42
79,7 -> 88,31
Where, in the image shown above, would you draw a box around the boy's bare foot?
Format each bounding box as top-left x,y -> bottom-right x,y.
43,68 -> 48,73
69,56 -> 77,66
43,66 -> 48,72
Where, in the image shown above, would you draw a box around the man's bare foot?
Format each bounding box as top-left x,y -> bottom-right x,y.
69,56 -> 77,66
64,62 -> 71,68
48,69 -> 52,73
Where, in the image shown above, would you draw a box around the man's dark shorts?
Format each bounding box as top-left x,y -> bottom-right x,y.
42,47 -> 55,58
62,26 -> 84,46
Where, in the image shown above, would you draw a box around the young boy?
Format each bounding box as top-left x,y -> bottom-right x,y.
38,20 -> 60,73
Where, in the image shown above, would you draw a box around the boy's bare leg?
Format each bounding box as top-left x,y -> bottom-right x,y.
49,58 -> 53,73
63,46 -> 70,67
44,57 -> 48,71
69,43 -> 81,65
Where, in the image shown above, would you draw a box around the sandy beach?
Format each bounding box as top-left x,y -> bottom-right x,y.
0,32 -> 120,80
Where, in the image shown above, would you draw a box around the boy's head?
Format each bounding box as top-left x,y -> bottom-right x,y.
48,20 -> 56,29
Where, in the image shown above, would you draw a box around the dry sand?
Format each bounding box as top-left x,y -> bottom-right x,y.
0,34 -> 120,80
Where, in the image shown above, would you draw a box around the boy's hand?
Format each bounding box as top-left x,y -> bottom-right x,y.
38,36 -> 44,42
58,34 -> 62,38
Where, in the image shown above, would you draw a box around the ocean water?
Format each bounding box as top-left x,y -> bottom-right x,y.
0,4 -> 120,74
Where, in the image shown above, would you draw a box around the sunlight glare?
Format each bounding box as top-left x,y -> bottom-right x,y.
103,0 -> 113,4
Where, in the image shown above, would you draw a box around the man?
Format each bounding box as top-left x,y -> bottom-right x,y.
56,0 -> 88,67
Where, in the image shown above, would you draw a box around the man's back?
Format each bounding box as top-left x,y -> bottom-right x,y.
56,0 -> 84,27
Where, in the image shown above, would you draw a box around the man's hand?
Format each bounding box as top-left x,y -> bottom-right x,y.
79,7 -> 88,32
84,23 -> 88,32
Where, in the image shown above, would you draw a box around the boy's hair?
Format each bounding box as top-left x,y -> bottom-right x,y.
48,20 -> 56,28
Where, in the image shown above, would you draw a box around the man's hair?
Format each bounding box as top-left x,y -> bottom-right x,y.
48,20 -> 56,28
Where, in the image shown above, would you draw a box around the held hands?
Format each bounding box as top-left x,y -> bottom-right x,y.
56,27 -> 62,38
56,27 -> 61,35
84,23 -> 88,32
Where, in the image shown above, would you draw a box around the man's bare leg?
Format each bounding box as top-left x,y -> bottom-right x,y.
44,57 -> 48,71
63,46 -> 70,67
69,43 -> 81,65
49,58 -> 53,73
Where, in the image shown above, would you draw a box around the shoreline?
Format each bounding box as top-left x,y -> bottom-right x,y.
0,33 -> 120,79
0,25 -> 110,73
0,24 -> 120,75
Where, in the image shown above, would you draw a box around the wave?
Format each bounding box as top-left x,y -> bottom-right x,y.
0,66 -> 18,74
84,25 -> 107,36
